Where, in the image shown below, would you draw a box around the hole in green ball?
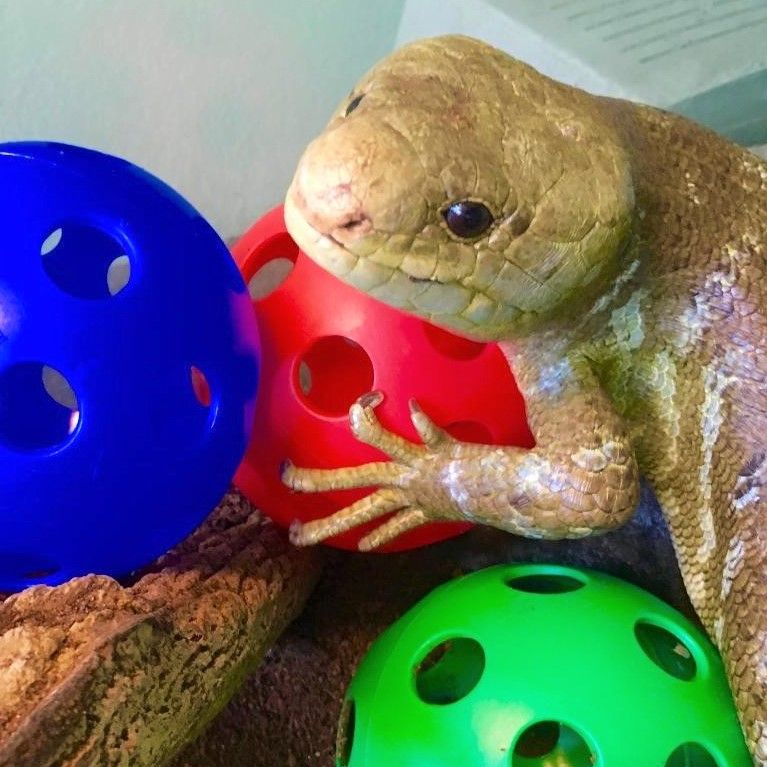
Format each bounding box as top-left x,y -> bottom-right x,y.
414,637 -> 485,705
506,573 -> 585,594
515,721 -> 561,758
511,721 -> 595,766
336,699 -> 355,766
635,621 -> 697,681
665,742 -> 719,767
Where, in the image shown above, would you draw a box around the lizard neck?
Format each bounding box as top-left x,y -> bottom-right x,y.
502,232 -> 647,372
601,97 -> 767,278
505,99 -> 767,379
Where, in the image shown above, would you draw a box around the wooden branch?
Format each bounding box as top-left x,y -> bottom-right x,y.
0,492 -> 323,767
174,485 -> 693,767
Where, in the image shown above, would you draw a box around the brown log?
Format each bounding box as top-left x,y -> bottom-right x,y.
174,485 -> 692,767
0,491 -> 323,767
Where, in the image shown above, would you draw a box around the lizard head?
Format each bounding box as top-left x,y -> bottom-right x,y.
285,35 -> 635,341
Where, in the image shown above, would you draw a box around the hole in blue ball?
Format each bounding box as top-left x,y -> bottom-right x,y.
414,637 -> 485,705
41,223 -> 131,299
107,254 -> 131,295
0,362 -> 79,449
635,621 -> 697,681
190,366 -> 212,407
665,743 -> 719,767
0,552 -> 60,586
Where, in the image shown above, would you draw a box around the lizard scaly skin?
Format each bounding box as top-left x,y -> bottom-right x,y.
281,35 -> 767,761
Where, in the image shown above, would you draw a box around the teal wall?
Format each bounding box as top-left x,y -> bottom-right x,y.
0,1 -> 405,238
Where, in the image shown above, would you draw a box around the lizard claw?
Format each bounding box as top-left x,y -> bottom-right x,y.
357,507 -> 428,550
349,393 -> 424,462
282,395 -> 461,549
409,398 -> 455,448
289,488 -> 408,546
357,389 -> 384,409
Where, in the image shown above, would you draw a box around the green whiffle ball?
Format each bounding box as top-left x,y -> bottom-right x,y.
337,564 -> 750,767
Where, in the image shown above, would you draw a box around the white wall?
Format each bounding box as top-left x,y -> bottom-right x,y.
0,1 -> 404,239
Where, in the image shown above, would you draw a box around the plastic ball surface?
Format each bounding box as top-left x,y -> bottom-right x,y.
339,564 -> 751,767
0,142 -> 260,591
233,206 -> 534,552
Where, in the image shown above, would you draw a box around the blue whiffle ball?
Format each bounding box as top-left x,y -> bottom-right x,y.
0,142 -> 260,591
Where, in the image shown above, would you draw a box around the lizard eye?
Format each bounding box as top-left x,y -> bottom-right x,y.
345,94 -> 364,116
442,200 -> 493,239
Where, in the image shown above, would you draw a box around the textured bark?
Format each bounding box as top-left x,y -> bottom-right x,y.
175,484 -> 692,767
0,491 -> 323,767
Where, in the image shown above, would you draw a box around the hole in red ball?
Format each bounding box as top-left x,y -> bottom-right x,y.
294,336 -> 374,418
0,362 -> 79,450
243,233 -> 298,301
41,224 -> 131,299
444,420 -> 493,443
422,322 -> 486,360
190,366 -> 212,407
512,721 -> 594,766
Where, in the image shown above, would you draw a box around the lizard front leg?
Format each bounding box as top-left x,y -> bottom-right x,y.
283,351 -> 641,550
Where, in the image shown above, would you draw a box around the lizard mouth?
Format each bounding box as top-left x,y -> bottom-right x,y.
284,187 -> 525,337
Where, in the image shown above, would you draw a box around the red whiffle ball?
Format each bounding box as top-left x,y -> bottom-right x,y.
233,205 -> 534,551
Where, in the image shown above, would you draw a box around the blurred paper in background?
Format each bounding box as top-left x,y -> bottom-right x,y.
398,0 -> 767,147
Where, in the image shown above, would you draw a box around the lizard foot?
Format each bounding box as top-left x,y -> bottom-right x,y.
282,391 -> 463,550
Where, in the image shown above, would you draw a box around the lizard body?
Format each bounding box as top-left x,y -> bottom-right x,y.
281,35 -> 767,761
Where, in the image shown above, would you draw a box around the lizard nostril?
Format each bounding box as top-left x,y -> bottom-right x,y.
331,214 -> 373,242
292,170 -> 372,241
508,208 -> 532,236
